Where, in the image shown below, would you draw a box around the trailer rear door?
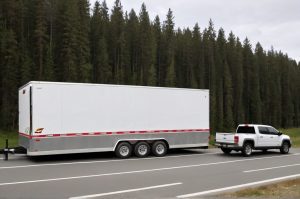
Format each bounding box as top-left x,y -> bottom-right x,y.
19,85 -> 32,136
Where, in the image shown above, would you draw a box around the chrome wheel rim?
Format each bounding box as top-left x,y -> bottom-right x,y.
120,146 -> 130,157
156,144 -> 165,155
245,145 -> 252,155
138,145 -> 148,156
283,143 -> 289,153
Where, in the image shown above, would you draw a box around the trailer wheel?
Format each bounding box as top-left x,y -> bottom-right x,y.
152,141 -> 167,157
115,142 -> 132,158
134,142 -> 150,158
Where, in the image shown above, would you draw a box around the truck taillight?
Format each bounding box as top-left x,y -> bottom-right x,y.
234,135 -> 239,144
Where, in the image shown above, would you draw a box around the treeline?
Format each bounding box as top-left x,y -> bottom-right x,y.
0,0 -> 299,132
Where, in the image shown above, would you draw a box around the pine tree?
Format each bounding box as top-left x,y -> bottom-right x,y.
192,23 -> 204,88
162,9 -> 175,86
109,0 -> 125,84
0,29 -> 19,129
138,3 -> 154,85
91,1 -> 111,83
223,61 -> 234,131
202,20 -> 216,133
147,63 -> 157,86
165,57 -> 176,87
124,9 -> 139,84
56,0 -> 78,82
255,43 -> 267,124
33,0 -> 48,80
153,15 -> 162,86
76,0 -> 92,82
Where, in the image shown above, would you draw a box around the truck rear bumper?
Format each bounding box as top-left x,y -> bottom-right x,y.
215,142 -> 241,149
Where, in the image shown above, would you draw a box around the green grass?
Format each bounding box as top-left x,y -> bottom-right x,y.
279,128 -> 300,147
0,130 -> 18,148
224,178 -> 300,198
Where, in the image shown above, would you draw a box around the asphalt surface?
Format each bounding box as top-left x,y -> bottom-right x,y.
0,148 -> 300,199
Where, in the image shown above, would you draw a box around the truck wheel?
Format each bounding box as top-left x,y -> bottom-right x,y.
242,142 -> 253,157
280,141 -> 290,154
134,142 -> 150,158
115,142 -> 132,158
152,141 -> 167,157
221,148 -> 232,154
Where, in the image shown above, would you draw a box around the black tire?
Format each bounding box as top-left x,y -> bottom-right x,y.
221,148 -> 232,154
152,141 -> 168,157
242,142 -> 253,157
262,149 -> 268,153
115,142 -> 132,158
280,141 -> 290,154
134,142 -> 150,158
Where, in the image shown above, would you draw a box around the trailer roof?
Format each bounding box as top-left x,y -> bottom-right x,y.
19,81 -> 209,92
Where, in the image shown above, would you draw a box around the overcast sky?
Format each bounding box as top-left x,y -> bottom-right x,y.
90,0 -> 300,62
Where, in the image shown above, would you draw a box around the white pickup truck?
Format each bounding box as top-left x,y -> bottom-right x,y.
215,124 -> 292,156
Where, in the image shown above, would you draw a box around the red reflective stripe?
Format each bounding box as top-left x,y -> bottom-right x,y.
19,132 -> 32,139
19,129 -> 210,138
34,135 -> 46,138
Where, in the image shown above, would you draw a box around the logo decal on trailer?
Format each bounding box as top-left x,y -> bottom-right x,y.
35,128 -> 44,134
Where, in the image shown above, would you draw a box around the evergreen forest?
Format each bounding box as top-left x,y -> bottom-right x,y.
0,0 -> 300,133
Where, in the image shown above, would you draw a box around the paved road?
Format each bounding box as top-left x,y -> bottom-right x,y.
1,148 -> 300,199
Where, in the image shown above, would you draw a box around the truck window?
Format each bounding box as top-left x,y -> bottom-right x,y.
237,126 -> 255,134
258,127 -> 269,134
267,127 -> 279,135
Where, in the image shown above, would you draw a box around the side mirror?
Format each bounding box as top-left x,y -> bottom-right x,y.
278,132 -> 282,136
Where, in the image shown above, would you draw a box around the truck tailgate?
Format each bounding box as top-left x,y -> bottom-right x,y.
216,133 -> 235,144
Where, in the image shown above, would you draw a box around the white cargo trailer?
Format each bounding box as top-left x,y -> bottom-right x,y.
19,81 -> 209,158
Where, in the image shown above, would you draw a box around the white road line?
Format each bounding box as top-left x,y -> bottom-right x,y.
0,152 -> 219,169
177,173 -> 300,198
69,182 -> 182,199
0,156 -> 27,160
0,153 -> 299,186
244,163 -> 300,173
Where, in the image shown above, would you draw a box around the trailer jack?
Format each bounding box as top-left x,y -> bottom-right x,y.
2,139 -> 18,161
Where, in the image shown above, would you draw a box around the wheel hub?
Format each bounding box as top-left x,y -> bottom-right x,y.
156,144 -> 165,154
138,145 -> 148,155
120,146 -> 129,156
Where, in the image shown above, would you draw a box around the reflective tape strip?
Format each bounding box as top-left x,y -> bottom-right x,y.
19,129 -> 210,139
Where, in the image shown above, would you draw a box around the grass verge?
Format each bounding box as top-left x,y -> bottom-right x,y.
0,130 -> 18,149
280,128 -> 300,147
223,178 -> 300,199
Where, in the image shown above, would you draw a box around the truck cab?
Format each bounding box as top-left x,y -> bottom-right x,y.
215,124 -> 292,156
